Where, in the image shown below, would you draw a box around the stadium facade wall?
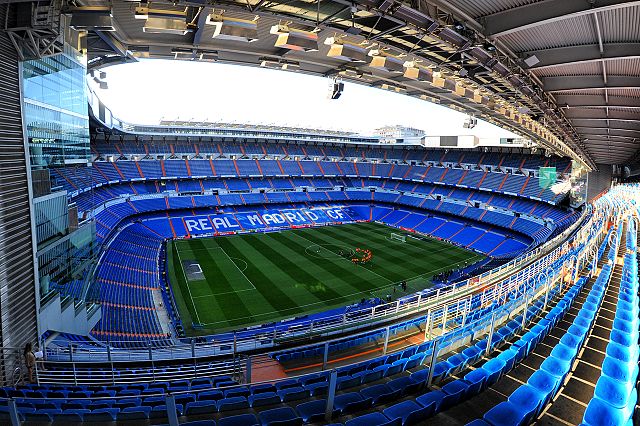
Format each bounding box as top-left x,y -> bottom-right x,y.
0,6 -> 39,368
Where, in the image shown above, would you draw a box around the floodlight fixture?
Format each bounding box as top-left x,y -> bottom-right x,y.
206,14 -> 259,42
368,50 -> 404,73
329,79 -> 344,99
324,37 -> 369,62
68,6 -> 115,31
270,25 -> 318,51
463,116 -> 477,129
136,4 -> 189,35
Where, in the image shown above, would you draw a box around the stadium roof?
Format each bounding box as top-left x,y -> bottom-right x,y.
21,0 -> 639,168
438,0 -> 640,166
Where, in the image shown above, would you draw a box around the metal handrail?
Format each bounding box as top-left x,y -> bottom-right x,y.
42,204 -> 595,364
20,209 -> 603,392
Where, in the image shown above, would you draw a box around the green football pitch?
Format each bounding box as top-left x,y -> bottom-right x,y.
166,222 -> 483,335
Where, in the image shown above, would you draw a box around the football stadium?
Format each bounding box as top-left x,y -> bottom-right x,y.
0,1 -> 638,425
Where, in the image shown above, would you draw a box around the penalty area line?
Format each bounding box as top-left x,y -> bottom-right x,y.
174,243 -> 202,325
215,245 -> 257,291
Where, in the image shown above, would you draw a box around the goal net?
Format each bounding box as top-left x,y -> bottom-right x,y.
390,233 -> 406,243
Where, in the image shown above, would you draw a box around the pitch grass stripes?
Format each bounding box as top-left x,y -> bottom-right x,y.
300,223 -> 467,281
281,231 -> 390,295
188,239 -> 255,326
214,237 -> 305,317
257,233 -> 351,304
289,229 -> 397,290
168,222 -> 482,335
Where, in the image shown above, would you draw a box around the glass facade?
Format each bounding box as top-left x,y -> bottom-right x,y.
570,160 -> 588,208
21,47 -> 97,305
37,222 -> 96,304
22,51 -> 90,168
33,192 -> 68,246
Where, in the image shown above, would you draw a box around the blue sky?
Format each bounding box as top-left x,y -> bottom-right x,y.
91,59 -> 518,138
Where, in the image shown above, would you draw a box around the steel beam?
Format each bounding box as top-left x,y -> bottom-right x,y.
570,119 -> 640,130
578,131 -> 640,140
557,94 -> 640,108
544,75 -> 640,92
585,139 -> 638,147
193,6 -> 212,46
94,30 -> 128,57
526,43 -> 640,70
483,0 -> 640,38
564,109 -> 640,121
587,140 -> 638,148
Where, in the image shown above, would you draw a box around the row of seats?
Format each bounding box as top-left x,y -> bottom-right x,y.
92,140 -> 572,173
4,194 -> 600,425
54,159 -> 567,205
273,292 -> 497,363
581,210 -> 638,425
71,176 -> 571,223
5,263 -> 567,424
89,202 -> 533,345
260,250 -> 582,425
480,219 -> 620,426
93,190 -> 546,248
90,223 -> 171,347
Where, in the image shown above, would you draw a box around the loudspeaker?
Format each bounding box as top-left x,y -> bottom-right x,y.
330,82 -> 344,99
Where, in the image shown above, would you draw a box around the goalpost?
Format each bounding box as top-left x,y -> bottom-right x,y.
390,233 -> 406,243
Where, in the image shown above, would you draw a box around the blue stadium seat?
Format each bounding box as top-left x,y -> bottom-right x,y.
582,397 -> 633,426
84,408 -> 120,422
464,368 -> 488,395
416,390 -> 446,412
296,399 -> 327,423
117,406 -> 151,420
181,421 -> 216,426
217,397 -> 249,412
259,406 -> 303,426
385,376 -> 422,396
185,400 -> 217,415
344,412 -> 400,426
593,375 -> 636,410
333,392 -> 368,415
383,399 -> 436,425
359,383 -> 400,405
507,384 -> 542,424
218,413 -> 259,426
483,401 -> 526,426
440,380 -> 469,410
249,392 -> 281,407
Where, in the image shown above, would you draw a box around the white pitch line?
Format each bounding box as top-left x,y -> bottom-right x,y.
195,253 -> 485,327
289,229 -> 395,285
214,245 -> 257,291
175,243 -> 202,325
192,288 -> 256,298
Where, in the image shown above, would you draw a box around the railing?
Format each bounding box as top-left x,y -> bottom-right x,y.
1,229 -> 600,396
0,192 -> 612,426
41,203 -> 600,367
0,257 -> 595,426
36,353 -> 248,387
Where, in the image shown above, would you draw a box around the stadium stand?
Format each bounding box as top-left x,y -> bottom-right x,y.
32,139 -> 577,353
4,1 -> 639,424
4,183 -> 635,426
